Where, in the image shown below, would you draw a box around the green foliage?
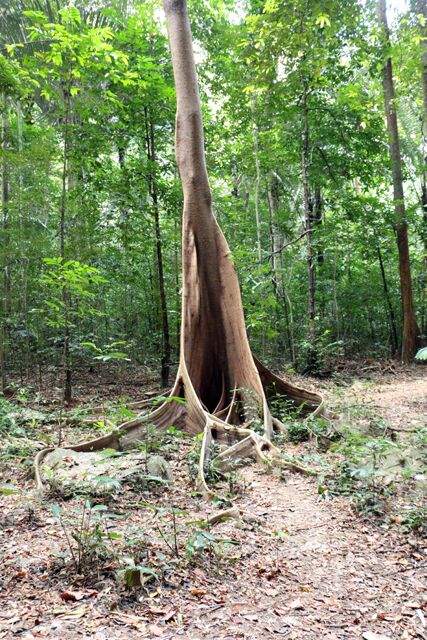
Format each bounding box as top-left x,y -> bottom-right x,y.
400,505 -> 427,536
185,527 -> 238,563
39,258 -> 106,330
324,434 -> 398,519
80,341 -> 130,363
0,398 -> 16,434
415,347 -> 427,362
286,416 -> 341,448
50,500 -> 121,575
0,483 -> 19,495
0,55 -> 21,95
0,0 -> 425,382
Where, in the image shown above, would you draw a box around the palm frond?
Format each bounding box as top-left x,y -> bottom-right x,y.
415,346 -> 427,362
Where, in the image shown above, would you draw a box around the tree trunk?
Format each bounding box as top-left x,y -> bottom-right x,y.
174,171 -> 181,355
1,92 -> 9,391
378,0 -> 420,362
252,105 -> 262,263
267,176 -> 294,362
61,88 -> 72,405
377,246 -> 399,354
313,187 -> 323,265
301,82 -> 317,371
417,0 -> 427,340
144,106 -> 171,388
34,0 -> 323,493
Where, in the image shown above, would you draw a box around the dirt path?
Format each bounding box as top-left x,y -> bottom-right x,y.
180,470 -> 425,640
1,371 -> 426,640
344,369 -> 427,432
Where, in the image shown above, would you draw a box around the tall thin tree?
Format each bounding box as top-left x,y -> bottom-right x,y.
378,0 -> 420,362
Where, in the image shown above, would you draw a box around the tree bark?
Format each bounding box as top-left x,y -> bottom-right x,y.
417,0 -> 427,340
61,87 -> 72,405
378,0 -> 420,362
313,187 -> 323,265
267,176 -> 294,362
377,246 -> 399,354
301,82 -> 317,371
1,92 -> 9,391
252,103 -> 262,263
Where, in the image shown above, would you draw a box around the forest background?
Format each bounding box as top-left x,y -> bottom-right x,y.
0,0 -> 426,401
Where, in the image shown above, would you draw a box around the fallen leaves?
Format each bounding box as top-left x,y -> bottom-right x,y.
111,612 -> 147,631
59,589 -> 98,602
362,633 -> 393,640
1,379 -> 426,640
148,624 -> 164,637
54,604 -> 92,619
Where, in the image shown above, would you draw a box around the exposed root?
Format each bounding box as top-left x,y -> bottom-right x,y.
206,506 -> 241,525
34,361 -> 323,494
280,458 -> 318,477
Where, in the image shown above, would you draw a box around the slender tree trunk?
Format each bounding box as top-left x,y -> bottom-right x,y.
1,92 -> 9,391
417,0 -> 427,339
144,106 -> 170,387
61,88 -> 72,405
377,246 -> 399,354
332,254 -> 340,340
378,0 -> 420,362
174,173 -> 181,355
313,187 -> 323,265
267,177 -> 280,299
301,82 -> 317,371
267,176 -> 293,361
117,144 -> 129,230
17,101 -> 30,377
252,111 -> 262,264
267,179 -> 281,358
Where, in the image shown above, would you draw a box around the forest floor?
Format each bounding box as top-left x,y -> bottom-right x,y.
0,362 -> 426,640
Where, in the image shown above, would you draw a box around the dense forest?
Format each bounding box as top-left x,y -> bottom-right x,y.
0,2 -> 426,639
0,0 -> 426,402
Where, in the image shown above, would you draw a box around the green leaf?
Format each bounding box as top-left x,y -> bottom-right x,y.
50,504 -> 63,518
315,14 -> 331,28
0,484 -> 19,495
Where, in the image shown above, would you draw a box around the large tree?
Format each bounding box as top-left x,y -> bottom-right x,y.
35,0 -> 322,492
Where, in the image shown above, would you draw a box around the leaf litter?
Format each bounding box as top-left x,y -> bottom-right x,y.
0,369 -> 426,640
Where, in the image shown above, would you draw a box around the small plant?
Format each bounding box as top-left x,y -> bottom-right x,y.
50,501 -> 121,575
287,420 -> 311,443
272,527 -> 288,567
117,560 -> 159,589
187,432 -> 205,484
144,503 -> 187,558
80,341 -> 130,364
0,398 -> 19,434
185,522 -> 239,570
326,434 -> 397,520
400,505 -> 427,536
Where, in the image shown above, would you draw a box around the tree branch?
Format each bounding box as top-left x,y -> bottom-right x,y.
268,229 -> 309,259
